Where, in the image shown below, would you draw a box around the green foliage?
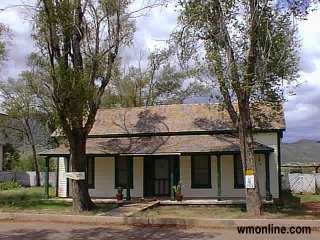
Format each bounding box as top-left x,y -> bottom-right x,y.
172,181 -> 182,194
176,0 -> 300,110
2,144 -> 20,171
32,0 -> 135,137
11,154 -> 56,172
101,48 -> 211,108
0,181 -> 22,191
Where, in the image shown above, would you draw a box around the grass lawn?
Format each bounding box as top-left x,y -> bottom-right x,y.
135,193 -> 320,220
294,193 -> 320,202
0,187 -> 118,215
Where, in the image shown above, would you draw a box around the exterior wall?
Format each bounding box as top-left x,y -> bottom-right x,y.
88,156 -> 143,198
0,145 -> 3,171
56,132 -> 279,199
219,154 -> 266,198
253,132 -> 279,198
180,154 -> 266,199
58,157 -> 68,197
180,155 -> 217,198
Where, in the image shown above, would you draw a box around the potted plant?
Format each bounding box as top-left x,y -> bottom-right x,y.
116,187 -> 123,201
172,181 -> 183,201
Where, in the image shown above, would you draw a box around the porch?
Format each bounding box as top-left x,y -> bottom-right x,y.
40,134 -> 278,201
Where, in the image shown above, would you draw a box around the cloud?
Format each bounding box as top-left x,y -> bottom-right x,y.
0,1 -> 319,143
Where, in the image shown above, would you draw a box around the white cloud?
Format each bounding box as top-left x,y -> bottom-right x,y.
0,1 -> 319,143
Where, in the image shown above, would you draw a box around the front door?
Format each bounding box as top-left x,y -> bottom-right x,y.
144,156 -> 179,197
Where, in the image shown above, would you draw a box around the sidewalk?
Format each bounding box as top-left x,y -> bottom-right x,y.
100,200 -> 159,217
1,212 -> 320,230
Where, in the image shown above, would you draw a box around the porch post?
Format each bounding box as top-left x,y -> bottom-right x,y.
44,156 -> 50,199
126,157 -> 131,200
170,158 -> 175,201
216,155 -> 222,200
265,153 -> 272,201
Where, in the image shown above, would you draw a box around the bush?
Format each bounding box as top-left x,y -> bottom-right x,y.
0,181 -> 22,191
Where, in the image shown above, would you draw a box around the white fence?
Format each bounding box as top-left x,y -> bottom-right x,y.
282,173 -> 320,193
0,171 -> 56,187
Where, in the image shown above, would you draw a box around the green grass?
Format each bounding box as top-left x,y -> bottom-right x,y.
0,187 -> 118,215
293,193 -> 320,202
135,193 -> 320,220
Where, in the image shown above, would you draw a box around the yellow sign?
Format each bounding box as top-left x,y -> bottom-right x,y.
245,169 -> 255,175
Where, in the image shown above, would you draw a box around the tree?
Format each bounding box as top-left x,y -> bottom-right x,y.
31,0 -> 160,211
175,0 -> 303,215
0,22 -> 8,68
0,77 -> 51,186
102,48 -> 211,108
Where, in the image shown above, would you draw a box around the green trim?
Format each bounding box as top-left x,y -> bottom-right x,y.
87,129 -> 285,139
44,157 -> 50,199
40,148 -> 274,158
233,154 -> 244,189
277,130 -> 282,199
170,158 -> 175,201
86,157 -> 95,189
66,157 -> 70,198
115,156 -> 133,189
265,152 -> 272,200
216,155 -> 221,199
191,154 -> 212,189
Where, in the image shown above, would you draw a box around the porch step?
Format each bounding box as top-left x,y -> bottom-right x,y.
100,200 -> 160,217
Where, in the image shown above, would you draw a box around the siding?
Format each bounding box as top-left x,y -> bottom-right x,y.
88,156 -> 143,198
58,157 -> 68,197
253,132 -> 279,198
180,154 -> 267,199
57,132 -> 279,199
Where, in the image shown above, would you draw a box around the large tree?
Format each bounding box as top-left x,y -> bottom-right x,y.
31,0 -> 159,211
0,77 -> 51,186
175,0 -> 304,215
102,48 -> 211,107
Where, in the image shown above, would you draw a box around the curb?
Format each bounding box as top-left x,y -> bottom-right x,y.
1,213 -> 320,230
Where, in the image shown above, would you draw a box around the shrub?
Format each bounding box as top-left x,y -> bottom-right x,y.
0,180 -> 22,191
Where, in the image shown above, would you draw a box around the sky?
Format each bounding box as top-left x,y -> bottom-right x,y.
0,0 -> 319,143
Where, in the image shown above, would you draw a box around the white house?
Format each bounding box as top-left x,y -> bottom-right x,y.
41,103 -> 285,200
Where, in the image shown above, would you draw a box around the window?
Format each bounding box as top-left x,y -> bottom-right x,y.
191,155 -> 211,188
86,157 -> 95,189
115,156 -> 133,189
234,154 -> 244,188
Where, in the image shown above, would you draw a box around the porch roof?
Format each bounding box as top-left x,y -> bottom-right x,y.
40,134 -> 273,156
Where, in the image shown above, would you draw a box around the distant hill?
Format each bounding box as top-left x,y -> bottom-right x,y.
281,139 -> 320,165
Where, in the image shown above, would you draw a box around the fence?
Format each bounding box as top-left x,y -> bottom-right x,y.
0,171 -> 56,187
282,173 -> 320,193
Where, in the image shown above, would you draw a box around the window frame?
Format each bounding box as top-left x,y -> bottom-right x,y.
234,154 -> 245,189
191,154 -> 212,188
86,157 -> 95,189
115,156 -> 133,189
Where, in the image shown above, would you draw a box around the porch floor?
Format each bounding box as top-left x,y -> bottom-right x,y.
52,197 -> 273,205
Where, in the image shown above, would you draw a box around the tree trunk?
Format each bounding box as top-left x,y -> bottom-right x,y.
31,144 -> 41,187
238,101 -> 262,216
69,128 -> 95,212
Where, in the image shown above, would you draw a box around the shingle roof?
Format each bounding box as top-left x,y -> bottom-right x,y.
40,134 -> 273,156
53,103 -> 284,137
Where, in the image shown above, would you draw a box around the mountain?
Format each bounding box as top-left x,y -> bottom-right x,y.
281,139 -> 320,165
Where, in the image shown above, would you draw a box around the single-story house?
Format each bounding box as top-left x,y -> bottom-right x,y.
41,103 -> 285,200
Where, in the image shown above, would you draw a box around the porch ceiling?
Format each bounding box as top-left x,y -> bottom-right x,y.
40,134 -> 273,156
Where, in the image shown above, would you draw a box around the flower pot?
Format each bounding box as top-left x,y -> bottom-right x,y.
116,193 -> 123,201
176,192 -> 183,201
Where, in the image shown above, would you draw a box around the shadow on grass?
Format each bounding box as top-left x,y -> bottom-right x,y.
0,187 -> 118,214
